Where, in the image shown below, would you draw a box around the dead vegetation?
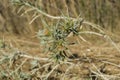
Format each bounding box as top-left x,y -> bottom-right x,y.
0,0 -> 120,80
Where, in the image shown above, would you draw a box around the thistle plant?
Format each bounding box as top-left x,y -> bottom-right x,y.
37,18 -> 84,62
4,0 -> 120,80
10,0 -> 117,63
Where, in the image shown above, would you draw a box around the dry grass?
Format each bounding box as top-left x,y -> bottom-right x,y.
0,0 -> 120,80
0,33 -> 120,80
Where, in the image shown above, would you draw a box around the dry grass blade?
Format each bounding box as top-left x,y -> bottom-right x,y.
20,54 -> 49,61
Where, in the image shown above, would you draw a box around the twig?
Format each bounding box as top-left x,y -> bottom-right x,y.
78,31 -> 104,37
91,63 -> 109,80
102,61 -> 120,68
45,64 -> 59,79
20,54 -> 49,61
104,35 -> 120,53
11,58 -> 28,75
29,14 -> 41,24
23,2 -> 76,20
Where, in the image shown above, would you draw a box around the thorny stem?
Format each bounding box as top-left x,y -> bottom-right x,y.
15,1 -> 120,53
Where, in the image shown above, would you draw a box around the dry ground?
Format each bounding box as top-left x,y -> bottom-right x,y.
0,33 -> 120,80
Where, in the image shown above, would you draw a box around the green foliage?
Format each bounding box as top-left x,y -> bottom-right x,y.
37,18 -> 83,62
0,39 -> 5,48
